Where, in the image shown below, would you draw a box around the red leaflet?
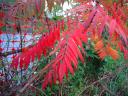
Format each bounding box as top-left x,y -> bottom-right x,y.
117,24 -> 127,44
72,33 -> 82,47
0,39 -> 3,44
0,12 -> 4,18
71,28 -> 85,58
31,47 -> 36,62
69,38 -> 84,63
19,55 -> 24,68
0,30 -> 2,35
61,19 -> 65,31
109,19 -> 116,37
67,16 -> 71,30
35,0 -> 42,13
0,48 -> 3,52
80,31 -> 87,43
24,54 -> 30,69
42,71 -> 52,90
64,57 -> 74,75
65,62 -> 69,78
36,45 -> 42,60
11,56 -> 19,69
53,66 -> 57,84
48,71 -> 53,88
68,39 -> 78,59
58,63 -> 66,83
56,27 -> 60,40
67,47 -> 78,69
84,9 -> 97,28
99,16 -> 107,36
0,21 -> 4,28
123,47 -> 128,60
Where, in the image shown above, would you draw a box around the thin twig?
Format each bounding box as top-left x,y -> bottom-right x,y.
78,63 -> 127,96
78,74 -> 113,96
99,89 -> 105,96
101,84 -> 116,96
0,49 -> 22,57
44,12 -> 50,33
0,44 -> 34,57
16,63 -> 51,95
29,85 -> 47,96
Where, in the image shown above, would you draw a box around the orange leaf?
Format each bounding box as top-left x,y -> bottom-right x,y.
106,46 -> 119,60
94,40 -> 104,51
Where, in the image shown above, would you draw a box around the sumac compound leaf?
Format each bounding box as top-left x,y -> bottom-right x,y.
11,26 -> 60,69
42,23 -> 87,89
